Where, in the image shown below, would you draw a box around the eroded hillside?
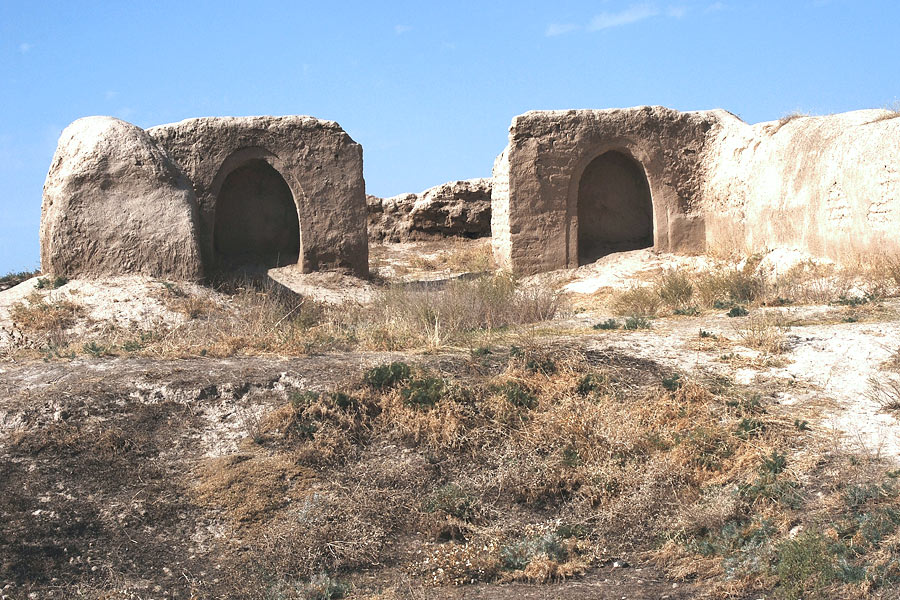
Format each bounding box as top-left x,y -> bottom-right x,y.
2,241 -> 900,599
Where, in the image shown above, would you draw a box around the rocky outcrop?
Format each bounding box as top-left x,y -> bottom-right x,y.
40,117 -> 204,279
367,178 -> 491,242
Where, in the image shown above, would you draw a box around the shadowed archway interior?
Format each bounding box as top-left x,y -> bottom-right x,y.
214,159 -> 300,269
577,151 -> 653,265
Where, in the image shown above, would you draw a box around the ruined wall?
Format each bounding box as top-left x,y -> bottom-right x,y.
149,116 -> 368,276
492,106 -> 900,274
41,117 -> 204,279
41,115 -> 368,279
492,107 -> 716,275
367,178 -> 492,242
702,110 -> 900,259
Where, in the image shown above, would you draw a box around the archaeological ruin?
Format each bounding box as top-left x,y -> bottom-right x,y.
40,115 -> 368,279
491,106 -> 900,274
39,106 -> 900,280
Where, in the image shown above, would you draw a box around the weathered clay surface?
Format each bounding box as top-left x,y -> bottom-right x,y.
702,110 -> 900,259
492,106 -> 900,275
149,116 -> 368,276
40,117 -> 204,279
492,106 -> 717,274
40,115 -> 368,280
367,178 -> 491,242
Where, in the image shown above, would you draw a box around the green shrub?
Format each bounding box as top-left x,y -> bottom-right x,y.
364,362 -> 412,389
500,532 -> 568,571
424,483 -> 479,521
727,306 -> 749,317
593,318 -> 619,330
82,342 -> 109,357
576,373 -> 606,396
774,531 -> 834,600
836,294 -> 871,307
713,299 -> 733,310
740,475 -> 803,508
328,391 -> 356,410
624,316 -> 652,330
290,390 -> 320,410
122,340 -> 142,352
662,373 -> 683,391
297,573 -> 350,600
761,450 -> 787,476
525,356 -> 556,375
682,427 -> 733,470
736,418 -> 766,439
35,276 -> 67,290
401,376 -> 446,408
496,381 -> 537,409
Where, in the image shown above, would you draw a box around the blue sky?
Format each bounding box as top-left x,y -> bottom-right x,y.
2,0 -> 899,273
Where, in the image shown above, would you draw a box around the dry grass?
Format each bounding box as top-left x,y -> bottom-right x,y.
601,252 -> 900,321
442,240 -> 495,273
9,291 -> 82,331
656,268 -> 694,310
193,451 -> 314,523
187,349 -> 900,597
695,263 -> 764,308
768,111 -> 810,134
13,272 -> 561,359
0,268 -> 40,291
867,375 -> 900,412
609,285 -> 661,317
736,314 -> 790,355
403,240 -> 495,274
869,101 -> 900,124
371,239 -> 495,280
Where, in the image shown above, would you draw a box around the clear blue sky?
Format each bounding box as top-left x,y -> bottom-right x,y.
2,0 -> 899,274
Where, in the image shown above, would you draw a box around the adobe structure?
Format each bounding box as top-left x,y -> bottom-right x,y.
491,106 -> 900,274
40,106 -> 900,281
40,115 -> 368,279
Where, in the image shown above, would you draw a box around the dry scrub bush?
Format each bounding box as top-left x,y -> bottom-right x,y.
9,291 -> 82,331
442,240 -> 495,273
185,349 -> 900,596
736,314 -> 790,355
871,101 -> 900,123
764,261 -> 854,305
609,285 -> 661,317
656,268 -> 694,310
769,111 -> 810,134
867,375 -> 900,412
143,278 -> 328,357
60,273 -> 561,358
695,265 -> 763,308
0,268 -> 40,291
356,273 -> 561,349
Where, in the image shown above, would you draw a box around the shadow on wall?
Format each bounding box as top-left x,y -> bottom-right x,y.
213,159 -> 301,272
577,150 -> 653,265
